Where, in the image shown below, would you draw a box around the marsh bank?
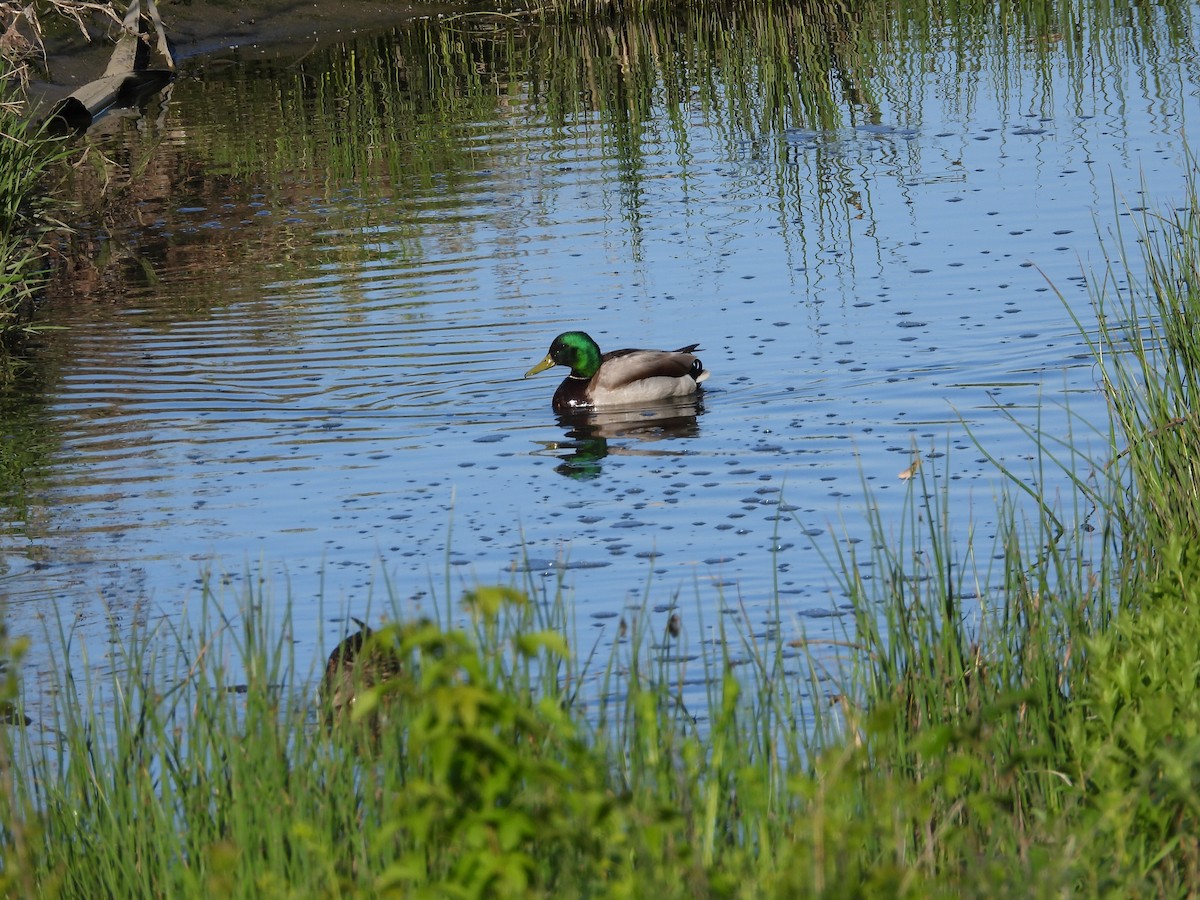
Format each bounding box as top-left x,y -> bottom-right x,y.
29,0 -> 474,110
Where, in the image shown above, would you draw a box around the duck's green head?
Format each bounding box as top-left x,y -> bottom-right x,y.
525,331 -> 602,379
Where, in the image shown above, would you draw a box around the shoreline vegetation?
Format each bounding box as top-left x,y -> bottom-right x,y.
4,0 -> 1200,895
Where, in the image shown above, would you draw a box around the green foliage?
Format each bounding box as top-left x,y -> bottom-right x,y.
800,458 -> 1096,892
367,609 -> 631,897
0,108 -> 73,336
0,583 -> 732,897
1049,159 -> 1200,892
1070,537 -> 1200,890
1077,171 -> 1200,548
0,619 -> 35,898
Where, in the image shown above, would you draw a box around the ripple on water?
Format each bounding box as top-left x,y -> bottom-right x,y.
4,9 -> 1195,720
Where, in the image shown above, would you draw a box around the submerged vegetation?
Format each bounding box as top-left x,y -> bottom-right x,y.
1,174 -> 1199,892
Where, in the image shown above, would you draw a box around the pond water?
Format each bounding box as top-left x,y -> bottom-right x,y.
3,3 -> 1198,714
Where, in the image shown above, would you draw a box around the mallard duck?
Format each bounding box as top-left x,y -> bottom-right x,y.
525,331 -> 709,412
319,618 -> 403,726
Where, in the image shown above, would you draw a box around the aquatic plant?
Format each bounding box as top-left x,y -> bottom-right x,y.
0,110 -> 73,338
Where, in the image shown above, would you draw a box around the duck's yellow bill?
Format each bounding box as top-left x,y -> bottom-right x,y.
524,354 -> 556,377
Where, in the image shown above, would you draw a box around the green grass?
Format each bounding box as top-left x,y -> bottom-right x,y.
0,0 -> 106,341
0,108 -> 73,339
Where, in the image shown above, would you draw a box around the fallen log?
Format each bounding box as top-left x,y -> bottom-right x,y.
45,0 -> 174,132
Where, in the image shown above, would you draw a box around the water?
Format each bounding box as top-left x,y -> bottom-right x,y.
3,6 -> 1197,713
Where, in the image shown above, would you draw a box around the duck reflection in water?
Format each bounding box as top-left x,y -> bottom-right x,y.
546,395 -> 705,480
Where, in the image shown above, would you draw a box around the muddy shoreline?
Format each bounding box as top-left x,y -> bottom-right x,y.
29,0 -> 472,109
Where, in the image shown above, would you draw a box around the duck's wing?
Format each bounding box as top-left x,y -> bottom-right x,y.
594,347 -> 704,391
596,348 -> 701,387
